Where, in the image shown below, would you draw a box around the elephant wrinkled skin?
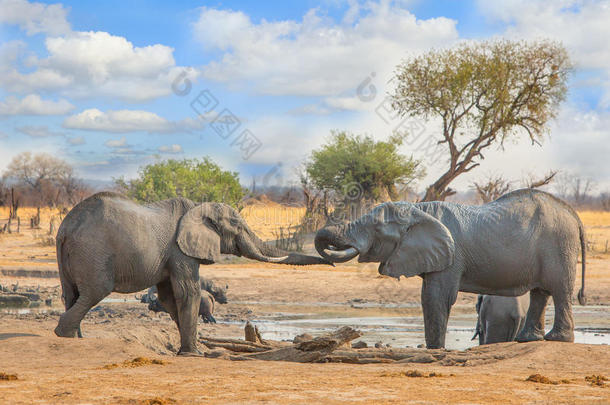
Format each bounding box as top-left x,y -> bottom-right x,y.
315,189 -> 586,349
54,192 -> 330,355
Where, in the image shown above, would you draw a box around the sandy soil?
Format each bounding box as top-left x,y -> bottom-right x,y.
0,208 -> 609,404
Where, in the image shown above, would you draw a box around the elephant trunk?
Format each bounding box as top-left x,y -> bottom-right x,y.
315,225 -> 360,263
238,222 -> 331,266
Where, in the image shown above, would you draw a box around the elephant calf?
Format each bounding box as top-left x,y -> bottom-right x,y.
143,286 -> 217,323
473,294 -> 530,345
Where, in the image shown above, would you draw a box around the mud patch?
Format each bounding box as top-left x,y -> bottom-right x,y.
0,372 -> 18,380
382,370 -> 452,378
585,375 -> 608,387
526,374 -> 560,385
102,357 -> 168,370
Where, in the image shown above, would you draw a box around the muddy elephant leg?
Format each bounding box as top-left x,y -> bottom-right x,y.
156,279 -> 179,325
516,288 -> 549,342
421,271 -> 459,349
545,292 -> 574,342
169,262 -> 202,356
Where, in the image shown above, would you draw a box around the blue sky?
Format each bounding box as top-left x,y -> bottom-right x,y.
1,0 -> 609,191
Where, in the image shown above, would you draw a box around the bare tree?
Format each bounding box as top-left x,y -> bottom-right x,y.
391,40 -> 571,201
524,170 -> 558,189
600,192 -> 610,211
472,175 -> 512,203
4,152 -> 73,210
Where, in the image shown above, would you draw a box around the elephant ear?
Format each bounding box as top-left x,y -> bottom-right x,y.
176,205 -> 221,263
380,207 -> 455,279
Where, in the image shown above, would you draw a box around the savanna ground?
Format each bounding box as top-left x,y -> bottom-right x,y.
0,204 -> 609,404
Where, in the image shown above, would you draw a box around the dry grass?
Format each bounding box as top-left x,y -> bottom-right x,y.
579,211 -> 610,255
241,204 -> 306,241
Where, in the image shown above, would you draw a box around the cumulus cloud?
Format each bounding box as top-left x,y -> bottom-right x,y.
193,3 -> 458,97
0,94 -> 74,115
104,137 -> 127,148
16,125 -> 65,138
66,136 -> 84,145
63,108 -> 202,133
158,144 -> 183,154
0,0 -> 71,36
476,0 -> 610,107
1,31 -> 200,101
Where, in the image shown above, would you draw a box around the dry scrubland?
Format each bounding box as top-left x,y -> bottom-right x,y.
0,203 -> 609,404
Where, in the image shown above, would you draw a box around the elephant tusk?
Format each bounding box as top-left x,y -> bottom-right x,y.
322,247 -> 359,263
263,255 -> 290,263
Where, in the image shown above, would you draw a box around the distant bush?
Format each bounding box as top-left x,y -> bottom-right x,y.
115,158 -> 245,208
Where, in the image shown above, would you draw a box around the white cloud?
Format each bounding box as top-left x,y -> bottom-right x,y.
194,3 -> 458,96
66,136 -> 84,145
16,125 -> 65,137
158,144 -> 183,154
104,137 -> 127,148
1,31 -> 200,101
324,96 -> 371,111
63,108 -> 202,133
476,0 -> 610,108
0,0 -> 71,36
0,94 -> 74,115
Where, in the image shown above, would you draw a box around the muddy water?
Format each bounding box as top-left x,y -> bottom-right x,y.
230,304 -> 610,350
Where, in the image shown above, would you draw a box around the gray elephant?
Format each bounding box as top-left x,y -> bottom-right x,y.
472,294 -> 530,345
55,192 -> 329,356
315,189 -> 586,349
201,278 -> 228,304
141,285 -> 217,323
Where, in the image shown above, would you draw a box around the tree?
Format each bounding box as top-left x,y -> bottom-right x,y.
305,131 -> 422,219
391,40 -> 571,201
472,170 -> 557,204
3,152 -> 74,214
116,158 -> 245,207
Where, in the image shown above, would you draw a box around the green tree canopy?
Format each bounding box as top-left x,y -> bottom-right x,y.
117,158 -> 244,207
305,131 -> 422,203
391,39 -> 571,201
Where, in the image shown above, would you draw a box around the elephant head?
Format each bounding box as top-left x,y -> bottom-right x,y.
315,202 -> 455,278
178,202 -> 331,266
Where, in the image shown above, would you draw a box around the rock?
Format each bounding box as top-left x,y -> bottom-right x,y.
17,292 -> 41,302
45,298 -> 53,306
352,341 -> 368,349
374,342 -> 383,348
417,344 -> 425,348
386,343 -> 392,348
293,333 -> 314,344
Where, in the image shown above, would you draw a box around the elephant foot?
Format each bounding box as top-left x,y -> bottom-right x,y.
54,325 -> 77,338
544,328 -> 574,342
516,329 -> 544,343
177,348 -> 205,357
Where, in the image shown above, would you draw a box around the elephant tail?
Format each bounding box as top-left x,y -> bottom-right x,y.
56,232 -> 80,314
577,220 -> 587,306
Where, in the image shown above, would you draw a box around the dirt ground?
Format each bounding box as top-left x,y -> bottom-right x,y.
0,207 -> 609,404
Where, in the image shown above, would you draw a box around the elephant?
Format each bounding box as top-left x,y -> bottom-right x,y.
472,294 -> 530,345
200,278 -> 228,304
54,191 -> 330,356
143,286 -> 217,323
315,189 -> 586,349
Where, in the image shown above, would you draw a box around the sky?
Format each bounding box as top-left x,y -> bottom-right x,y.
1,0 -> 609,192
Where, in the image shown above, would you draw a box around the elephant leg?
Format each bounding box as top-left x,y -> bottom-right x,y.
420,271 -> 459,349
55,288 -> 111,338
169,262 -> 202,356
156,279 -> 179,325
545,293 -> 574,342
516,288 -> 549,342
